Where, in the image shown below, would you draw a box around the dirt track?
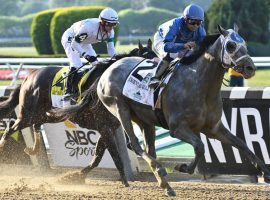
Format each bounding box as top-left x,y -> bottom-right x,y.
0,164 -> 269,200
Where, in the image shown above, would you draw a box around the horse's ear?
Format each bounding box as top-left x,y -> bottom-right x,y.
138,40 -> 143,50
217,25 -> 229,36
233,23 -> 239,33
147,39 -> 152,50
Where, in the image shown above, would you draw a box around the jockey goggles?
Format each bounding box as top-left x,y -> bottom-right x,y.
104,21 -> 118,27
186,19 -> 202,26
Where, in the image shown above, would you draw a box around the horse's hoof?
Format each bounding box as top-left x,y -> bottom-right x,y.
46,111 -> 53,117
58,171 -> 86,184
264,175 -> 270,183
175,163 -> 188,173
24,147 -> 32,155
0,139 -> 6,148
123,181 -> 130,187
175,164 -> 194,174
157,167 -> 168,177
24,147 -> 39,156
46,112 -> 51,116
165,187 -> 176,197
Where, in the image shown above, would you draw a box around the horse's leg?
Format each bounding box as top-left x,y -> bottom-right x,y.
102,129 -> 129,187
206,121 -> 270,183
138,122 -> 156,158
172,126 -> 205,174
81,136 -> 107,175
24,124 -> 41,156
116,105 -> 175,196
0,118 -> 25,148
81,132 -> 129,186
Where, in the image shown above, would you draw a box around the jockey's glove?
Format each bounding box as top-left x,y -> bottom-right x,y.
82,53 -> 98,63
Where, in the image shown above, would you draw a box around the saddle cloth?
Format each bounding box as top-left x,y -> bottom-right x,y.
122,59 -> 174,108
51,67 -> 90,108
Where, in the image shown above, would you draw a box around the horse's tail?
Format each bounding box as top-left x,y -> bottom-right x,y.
48,80 -> 99,121
0,85 -> 21,119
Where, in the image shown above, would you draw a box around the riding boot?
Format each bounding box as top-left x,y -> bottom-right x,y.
63,67 -> 76,107
86,65 -> 98,83
148,58 -> 170,88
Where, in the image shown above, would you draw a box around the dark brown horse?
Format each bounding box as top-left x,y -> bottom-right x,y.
0,40 -> 156,187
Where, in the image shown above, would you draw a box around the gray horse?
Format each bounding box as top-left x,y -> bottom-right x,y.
97,25 -> 270,196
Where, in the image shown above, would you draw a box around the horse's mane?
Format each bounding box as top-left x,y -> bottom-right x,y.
95,52 -> 133,68
180,34 -> 220,65
95,48 -> 143,69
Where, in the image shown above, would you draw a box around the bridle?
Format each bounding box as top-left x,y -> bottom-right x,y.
220,31 -> 250,73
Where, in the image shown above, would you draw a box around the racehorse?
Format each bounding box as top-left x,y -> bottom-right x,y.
0,39 -> 155,187
95,25 -> 270,196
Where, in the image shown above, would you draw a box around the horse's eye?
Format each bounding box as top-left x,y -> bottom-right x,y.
226,41 -> 237,53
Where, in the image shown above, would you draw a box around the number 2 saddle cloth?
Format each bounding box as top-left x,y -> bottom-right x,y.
122,58 -> 180,109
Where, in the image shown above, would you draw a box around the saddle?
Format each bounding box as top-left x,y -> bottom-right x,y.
51,67 -> 90,107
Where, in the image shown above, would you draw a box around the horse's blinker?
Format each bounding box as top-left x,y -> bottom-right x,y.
220,31 -> 248,69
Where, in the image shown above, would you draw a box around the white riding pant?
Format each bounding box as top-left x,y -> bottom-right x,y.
153,32 -> 193,60
61,31 -> 96,69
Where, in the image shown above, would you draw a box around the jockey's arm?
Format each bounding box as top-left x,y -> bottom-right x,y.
106,30 -> 117,57
164,41 -> 185,53
71,33 -> 87,56
71,23 -> 91,56
163,19 -> 186,53
107,39 -> 117,57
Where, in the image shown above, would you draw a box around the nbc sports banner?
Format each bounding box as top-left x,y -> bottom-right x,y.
43,120 -> 117,168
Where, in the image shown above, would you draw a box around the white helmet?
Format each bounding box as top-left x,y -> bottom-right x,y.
99,8 -> 119,24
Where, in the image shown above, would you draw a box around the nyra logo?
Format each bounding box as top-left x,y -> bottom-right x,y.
64,129 -> 98,159
202,108 -> 270,165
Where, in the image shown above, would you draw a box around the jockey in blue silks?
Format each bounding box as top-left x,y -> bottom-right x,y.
149,4 -> 206,88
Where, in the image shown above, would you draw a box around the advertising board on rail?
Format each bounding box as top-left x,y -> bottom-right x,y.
198,88 -> 270,175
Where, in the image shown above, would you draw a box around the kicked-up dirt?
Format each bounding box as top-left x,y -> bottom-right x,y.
0,164 -> 269,200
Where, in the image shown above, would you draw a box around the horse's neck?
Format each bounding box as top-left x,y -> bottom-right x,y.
196,39 -> 225,98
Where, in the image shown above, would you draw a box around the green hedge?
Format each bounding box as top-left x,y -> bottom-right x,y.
31,9 -> 62,55
118,7 -> 178,36
0,14 -> 34,38
50,6 -> 119,55
247,42 -> 270,56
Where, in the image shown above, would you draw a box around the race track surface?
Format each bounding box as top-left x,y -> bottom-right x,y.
0,164 -> 269,200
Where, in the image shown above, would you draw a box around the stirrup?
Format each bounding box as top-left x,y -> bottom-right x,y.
62,98 -> 71,107
63,93 -> 73,99
148,78 -> 160,88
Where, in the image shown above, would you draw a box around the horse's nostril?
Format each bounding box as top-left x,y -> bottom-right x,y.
246,66 -> 255,72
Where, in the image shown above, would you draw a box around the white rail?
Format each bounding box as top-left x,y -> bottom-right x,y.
0,57 -> 269,69
0,58 -> 91,69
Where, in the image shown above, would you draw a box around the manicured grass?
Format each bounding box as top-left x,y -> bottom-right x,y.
0,47 -> 38,57
246,69 -> 270,87
0,45 -> 137,57
116,44 -> 137,53
223,69 -> 270,87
